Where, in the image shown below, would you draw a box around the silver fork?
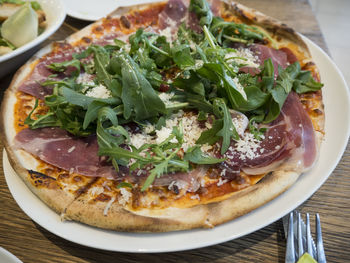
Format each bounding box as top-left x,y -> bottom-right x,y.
285,212 -> 327,263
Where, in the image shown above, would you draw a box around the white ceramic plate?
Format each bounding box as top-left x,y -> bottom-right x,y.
0,247 -> 22,263
3,37 -> 350,253
0,0 -> 66,78
63,0 -> 158,21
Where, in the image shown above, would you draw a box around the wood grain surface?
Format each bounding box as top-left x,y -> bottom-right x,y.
0,0 -> 349,262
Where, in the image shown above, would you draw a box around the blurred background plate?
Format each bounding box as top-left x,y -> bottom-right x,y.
0,0 -> 66,79
62,0 -> 159,21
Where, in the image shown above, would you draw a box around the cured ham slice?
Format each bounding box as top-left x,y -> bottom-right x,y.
158,0 -> 188,30
14,127 -> 208,192
221,92 -> 317,176
249,44 -> 289,77
238,44 -> 296,77
14,127 -> 118,179
18,50 -> 77,100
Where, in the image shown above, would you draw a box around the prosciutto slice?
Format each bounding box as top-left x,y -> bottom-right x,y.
14,127 -> 118,179
239,45 -> 301,78
220,92 -> 317,177
240,44 -> 289,78
158,0 -> 188,30
18,49 -> 78,100
14,127 -> 208,191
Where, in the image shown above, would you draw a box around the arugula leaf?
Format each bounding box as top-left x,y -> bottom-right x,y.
116,182 -> 133,189
184,146 -> 225,164
236,85 -> 269,112
91,46 -> 112,85
171,44 -> 195,69
60,87 -> 120,109
197,111 -> 207,121
189,0 -> 213,27
213,98 -> 239,154
98,145 -> 149,162
129,29 -> 171,66
196,118 -> 222,145
248,115 -> 266,140
264,62 -> 301,123
196,99 -> 239,154
293,70 -> 323,93
141,161 -> 169,191
210,17 -> 264,45
83,101 -> 110,129
47,59 -> 81,77
24,99 -> 61,128
72,45 -> 112,86
114,51 -> 166,120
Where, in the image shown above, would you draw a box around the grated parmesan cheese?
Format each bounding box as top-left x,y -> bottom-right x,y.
103,196 -> 116,216
230,110 -> 249,135
128,110 -> 211,152
76,72 -> 94,86
158,26 -> 173,42
217,177 -> 228,186
234,132 -> 262,160
85,84 -> 112,99
118,188 -> 132,206
67,146 -> 76,153
190,194 -> 200,200
88,186 -> 105,197
232,77 -> 247,100
129,132 -> 153,149
225,48 -> 260,68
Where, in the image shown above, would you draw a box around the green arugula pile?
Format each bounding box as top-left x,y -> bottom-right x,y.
25,0 -> 323,190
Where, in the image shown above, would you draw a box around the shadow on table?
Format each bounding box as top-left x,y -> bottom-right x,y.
34,220 -> 286,263
0,74 -> 14,100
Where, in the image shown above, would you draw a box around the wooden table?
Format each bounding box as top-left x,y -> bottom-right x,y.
1,0 -> 349,262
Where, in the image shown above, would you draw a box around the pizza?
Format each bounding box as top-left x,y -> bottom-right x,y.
0,0 -> 324,232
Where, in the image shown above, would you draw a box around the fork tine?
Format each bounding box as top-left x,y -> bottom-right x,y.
297,213 -> 304,258
285,212 -> 296,263
306,213 -> 314,257
316,214 -> 327,263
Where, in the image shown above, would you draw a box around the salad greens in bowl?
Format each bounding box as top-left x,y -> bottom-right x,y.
0,0 -> 65,78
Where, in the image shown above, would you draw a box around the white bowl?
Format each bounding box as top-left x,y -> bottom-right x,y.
0,0 -> 66,78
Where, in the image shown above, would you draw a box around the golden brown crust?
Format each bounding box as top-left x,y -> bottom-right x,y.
63,169 -> 298,232
0,0 -> 325,232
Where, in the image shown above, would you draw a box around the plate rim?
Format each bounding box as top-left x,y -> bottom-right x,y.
3,36 -> 350,253
63,0 -> 164,21
0,247 -> 23,263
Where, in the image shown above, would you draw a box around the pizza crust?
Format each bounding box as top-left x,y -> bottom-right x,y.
62,169 -> 298,232
0,0 -> 324,232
